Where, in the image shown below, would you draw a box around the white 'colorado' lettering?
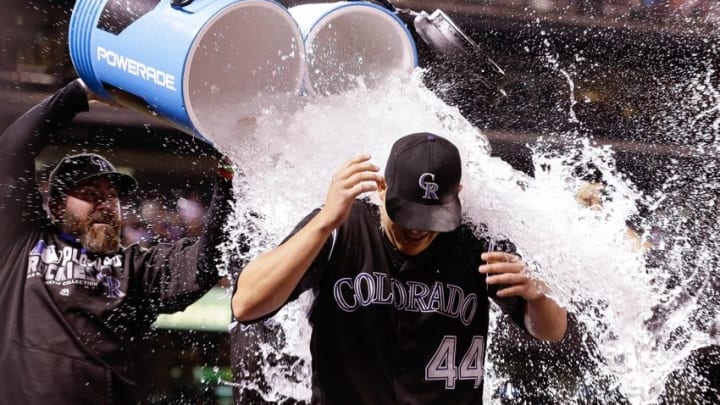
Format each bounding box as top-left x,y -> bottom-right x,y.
96,46 -> 176,91
333,272 -> 478,326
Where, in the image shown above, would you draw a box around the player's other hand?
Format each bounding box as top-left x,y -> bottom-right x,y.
75,78 -> 99,103
216,154 -> 235,181
318,154 -> 382,230
76,78 -> 123,107
479,251 -> 545,301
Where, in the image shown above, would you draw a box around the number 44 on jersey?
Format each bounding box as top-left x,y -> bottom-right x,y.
425,335 -> 485,389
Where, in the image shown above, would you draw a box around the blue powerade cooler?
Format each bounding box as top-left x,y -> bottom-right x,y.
289,1 -> 417,95
69,0 -> 306,143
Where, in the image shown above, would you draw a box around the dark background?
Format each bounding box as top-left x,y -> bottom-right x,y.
1,0 -> 718,403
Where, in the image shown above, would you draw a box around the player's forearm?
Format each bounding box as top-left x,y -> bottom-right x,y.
0,80 -> 89,221
232,212 -> 335,322
0,80 -> 88,162
195,175 -> 234,286
523,295 -> 567,342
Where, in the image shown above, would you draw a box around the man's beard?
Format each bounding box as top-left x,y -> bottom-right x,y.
61,210 -> 122,255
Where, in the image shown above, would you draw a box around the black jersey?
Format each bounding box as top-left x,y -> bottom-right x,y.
0,81 -> 233,404
282,199 -> 526,405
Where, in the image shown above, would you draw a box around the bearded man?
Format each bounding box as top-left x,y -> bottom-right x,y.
0,79 -> 234,403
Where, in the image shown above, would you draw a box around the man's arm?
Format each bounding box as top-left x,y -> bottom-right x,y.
480,251 -> 567,341
232,154 -> 382,322
522,290 -> 567,342
0,80 -> 89,223
231,208 -> 336,321
132,165 -> 235,313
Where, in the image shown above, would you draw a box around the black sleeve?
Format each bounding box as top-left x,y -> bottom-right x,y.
130,174 -> 235,313
237,208 -> 334,323
284,208 -> 334,302
0,81 -> 89,226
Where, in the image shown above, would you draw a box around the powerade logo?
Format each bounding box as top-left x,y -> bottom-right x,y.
97,46 -> 176,91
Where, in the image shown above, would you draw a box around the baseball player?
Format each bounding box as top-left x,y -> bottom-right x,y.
232,132 -> 567,404
0,79 -> 234,403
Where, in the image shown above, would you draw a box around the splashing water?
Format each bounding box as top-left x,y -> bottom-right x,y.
213,68 -> 718,404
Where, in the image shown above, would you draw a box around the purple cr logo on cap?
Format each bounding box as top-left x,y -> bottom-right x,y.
384,132 -> 462,232
419,172 -> 440,200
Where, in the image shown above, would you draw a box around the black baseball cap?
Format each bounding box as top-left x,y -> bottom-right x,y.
49,153 -> 138,199
384,132 -> 462,232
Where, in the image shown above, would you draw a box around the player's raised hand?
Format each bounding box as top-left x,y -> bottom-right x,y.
318,154 -> 383,230
479,251 -> 545,301
76,78 -> 101,103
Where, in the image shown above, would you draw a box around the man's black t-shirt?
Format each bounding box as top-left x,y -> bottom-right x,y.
281,200 -> 526,405
0,81 -> 232,404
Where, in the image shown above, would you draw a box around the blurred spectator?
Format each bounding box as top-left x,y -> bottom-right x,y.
178,192 -> 205,237
573,164 -> 652,251
122,209 -> 153,247
123,191 -> 210,247
575,181 -> 605,210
